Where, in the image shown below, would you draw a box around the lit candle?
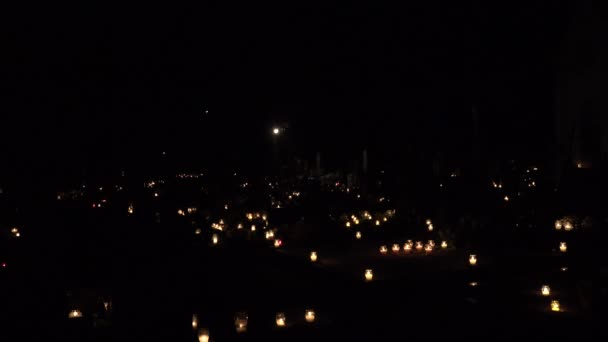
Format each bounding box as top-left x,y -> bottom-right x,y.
198,329 -> 210,342
559,242 -> 567,253
428,224 -> 433,231
305,310 -> 315,323
274,239 -> 282,248
266,231 -> 275,240
192,314 -> 199,329
554,220 -> 562,230
424,244 -> 433,253
275,313 -> 286,327
469,254 -> 477,266
310,251 -> 318,262
415,241 -> 423,251
375,220 -> 381,226
551,300 -> 561,312
428,240 -> 435,247
403,242 -> 412,252
355,231 -> 362,239
379,245 -> 388,254
541,285 -> 550,296
441,241 -> 448,249
194,228 -> 202,235
392,244 -> 400,253
235,313 -> 248,333
212,234 -> 219,245
564,222 -> 573,231
426,219 -> 432,225
251,225 -> 256,232
364,269 -> 374,281
68,309 -> 83,319
346,222 -> 351,228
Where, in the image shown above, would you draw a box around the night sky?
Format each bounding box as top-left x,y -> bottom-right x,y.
1,1 -> 574,180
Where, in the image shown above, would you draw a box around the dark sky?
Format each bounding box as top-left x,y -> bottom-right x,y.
1,1 -> 575,180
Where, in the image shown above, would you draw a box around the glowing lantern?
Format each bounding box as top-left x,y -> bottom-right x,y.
541,285 -> 550,296
364,269 -> 374,282
192,314 -> 199,329
469,254 -> 477,266
305,310 -> 315,323
274,239 -> 282,248
212,234 -> 219,245
554,220 -> 562,230
68,309 -> 83,319
564,222 -> 573,231
428,224 -> 434,231
392,244 -> 400,253
198,329 -> 210,342
441,241 -> 448,249
310,251 -> 318,262
415,241 -> 423,251
235,313 -> 248,333
355,231 -> 362,239
275,313 -> 286,327
551,300 -> 561,312
559,242 -> 567,253
379,245 -> 388,254
346,222 -> 351,228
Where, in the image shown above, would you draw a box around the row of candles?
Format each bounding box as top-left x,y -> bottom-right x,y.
191,309 -> 317,340
378,240 -> 449,254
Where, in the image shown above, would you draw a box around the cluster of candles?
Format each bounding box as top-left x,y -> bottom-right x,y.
379,240 -> 448,255
426,219 -> 433,232
228,309 -> 317,334
554,220 -> 574,231
10,227 -> 20,238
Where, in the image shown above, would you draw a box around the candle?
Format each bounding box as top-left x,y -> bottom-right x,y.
355,231 -> 362,239
392,244 -> 400,253
469,254 -> 477,266
212,234 -> 219,245
198,329 -> 210,342
424,244 -> 433,253
559,242 -> 567,253
428,224 -> 434,231
346,222 -> 351,228
68,309 -> 83,319
415,241 -> 423,251
379,245 -> 388,254
364,269 -> 374,281
235,313 -> 248,333
441,241 -> 448,249
276,313 -> 286,327
305,310 -> 316,323
274,239 -> 282,248
310,251 -> 318,262
551,300 -> 561,312
541,285 -> 550,296
403,242 -> 412,252
564,222 -> 573,231
554,220 -> 562,230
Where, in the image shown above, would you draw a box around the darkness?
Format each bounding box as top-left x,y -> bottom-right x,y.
1,1 -> 573,181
